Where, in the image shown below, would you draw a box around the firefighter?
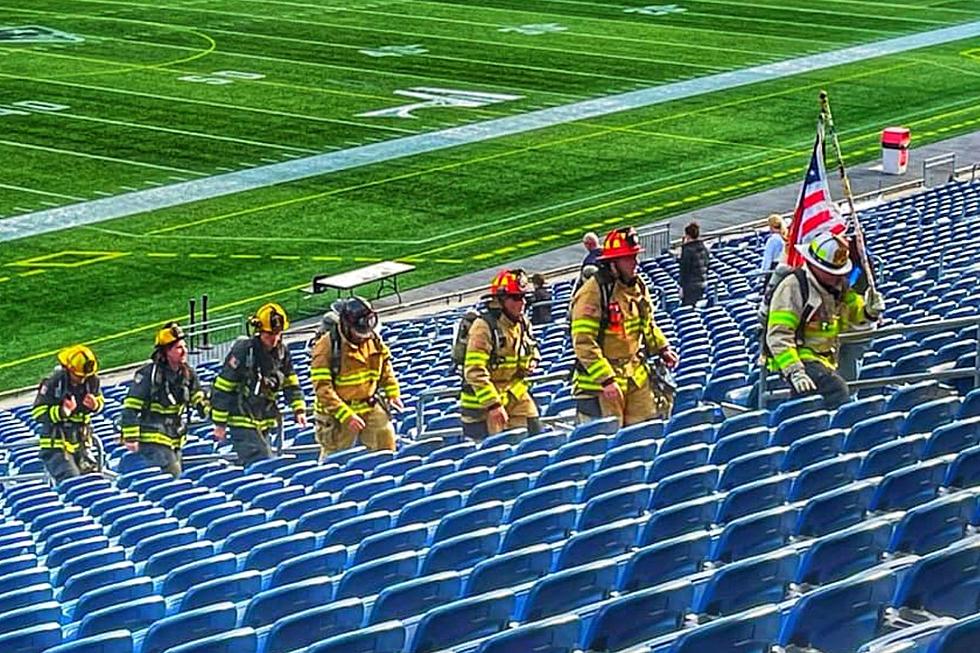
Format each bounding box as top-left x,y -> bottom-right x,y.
311,296 -> 402,457
211,303 -> 306,466
31,345 -> 105,482
766,231 -> 885,409
461,269 -> 541,440
120,322 -> 209,476
570,227 -> 679,427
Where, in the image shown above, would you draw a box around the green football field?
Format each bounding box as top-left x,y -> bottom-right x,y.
3,0 -> 980,392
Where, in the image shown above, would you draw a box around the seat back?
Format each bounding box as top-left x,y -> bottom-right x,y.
796,481 -> 877,538
421,528 -> 500,575
844,412 -> 906,453
556,519 -> 640,570
697,548 -> 797,617
410,591 -> 515,653
337,551 -> 418,600
790,454 -> 862,501
894,538 -> 980,618
243,576 -> 333,628
500,505 -> 576,553
889,491 -> 977,555
354,524 -> 428,566
466,543 -> 552,596
796,517 -> 893,587
476,614 -> 579,653
181,570 -> 262,611
928,612 -> 980,653
711,506 -> 796,563
43,630 -> 133,653
141,602 -> 238,653
621,531 -> 710,593
870,459 -> 948,512
584,579 -> 694,651
78,595 -> 166,639
164,627 -> 257,653
371,572 -> 462,624
265,599 -> 364,653
434,502 -> 505,542
519,559 -> 617,622
924,417 -> 980,459
670,604 -> 781,653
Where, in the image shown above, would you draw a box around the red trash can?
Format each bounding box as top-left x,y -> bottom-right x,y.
881,127 -> 910,174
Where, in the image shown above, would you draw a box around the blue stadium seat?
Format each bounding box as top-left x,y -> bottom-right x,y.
172,493 -> 227,520
324,511 -> 392,547
354,524 -> 428,566
78,595 -> 166,638
271,492 -> 331,522
466,543 -> 552,596
243,531 -> 317,570
422,528 -> 500,575
74,577 -> 154,622
717,448 -> 785,491
615,420 -> 665,445
670,604 -> 781,653
410,590 -> 514,653
181,570 -> 262,611
796,516 -> 893,587
711,505 -> 796,563
960,389 -> 980,419
220,520 -> 289,555
460,445 -> 512,471
781,429 -> 845,472
579,484 -> 650,530
0,567 -> 49,597
640,495 -> 717,544
186,500 -> 244,529
0,601 -> 61,638
844,412 -> 906,453
583,578 -> 692,651
770,396 -> 825,426
889,491 -> 976,555
860,435 -> 927,478
535,457 -> 596,488
141,602 -> 237,653
771,410 -> 831,447
346,449 -> 396,472
716,410 -> 768,441
468,474 -> 531,505
870,459 -> 948,511
165,627 -> 257,653
946,445 -> 980,488
923,417 -> 980,458
270,545 -> 347,588
556,518 -> 639,570
476,614 -> 579,653
370,571 -> 462,624
778,565 -> 899,653
904,397 -> 962,435
198,466 -> 246,489
290,464 -> 341,489
251,485 -> 306,511
568,416 -> 619,441
265,599 -> 364,653
43,630 -> 133,653
519,559 -> 617,621
145,541 -> 214,578
500,505 -> 577,552
399,437 -> 446,459
0,622 -> 62,653
340,476 -> 397,503
620,530 -> 710,592
398,491 -> 463,526
796,480 -> 877,538
434,502 -> 505,542
928,612 -> 980,653
697,548 -> 797,617
555,435 -> 610,463
62,561 -> 135,602
789,454 -> 862,501
661,424 -> 715,454
894,537 -> 980,619
711,428 -> 770,465
427,444 -> 475,465
667,405 -> 722,434
295,501 -> 359,534
313,470 -> 366,494
118,516 -> 178,549
243,576 -> 333,627
205,508 -> 266,541
515,432 -> 566,456
648,444 -> 710,483
309,621 -> 405,653
650,465 -> 719,510
716,476 -> 792,523
336,551 -> 419,599
374,456 -> 423,479
162,553 -> 237,596
366,484 -> 426,514
887,381 -> 950,413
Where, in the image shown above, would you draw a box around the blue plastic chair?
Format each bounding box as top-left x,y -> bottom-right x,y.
887,381 -> 949,413
434,502 -> 505,542
717,448 -> 785,491
397,491 -> 462,526
365,484 -> 426,514
409,590 -> 514,653
831,395 -> 887,430
894,537 -> 980,619
270,492 -> 331,522
843,412 -> 906,453
796,517 -> 894,587
324,511 -> 392,547
500,505 -> 576,552
519,559 -> 617,621
243,532 -> 317,571
715,410 -> 768,441
73,577 -> 154,622
790,454 -> 863,501
460,445 -> 513,471
0,622 -> 63,652
0,600 -> 61,638
860,435 -> 927,479
640,495 -> 717,544
290,464 -> 341,489
264,599 -> 364,653
476,614 -> 579,653
421,527 -> 500,575
904,397 -> 962,436
946,445 -> 980,489
667,406 -> 722,434
556,518 -> 640,570
711,428 -> 770,466
670,604 -> 782,653
698,548 -> 797,617
465,543 -> 552,596
583,578 -> 693,651
923,417 -> 980,458
433,467 -> 492,494
370,571 -> 462,624
468,474 -> 531,506
928,612 -> 980,653
771,410 -> 832,447
661,424 -> 715,455
650,465 -> 719,510
220,520 -> 289,555
778,565 -> 899,653
889,491 -> 976,555
568,416 -> 619,441
535,457 -> 596,489
336,551 -> 418,599
145,541 -> 214,578
796,480 -> 877,538
711,505 -> 796,563
62,561 -> 135,602
870,459 -> 948,512
243,576 -> 333,628
313,470 -> 366,494
716,476 -> 792,524
78,595 -> 166,638
141,602 -> 238,653
295,501 -> 359,534
162,553 -> 237,596
165,627 -> 257,653
616,420 -> 666,445
374,455 -> 423,479
204,509 -> 266,541
959,389 -> 980,419
180,570 -> 262,611
620,530 -> 710,592
340,476 -> 397,503
579,484 -> 651,530
270,545 -> 347,588
354,524 -> 428,566
43,630 -> 133,653
309,621 -> 405,653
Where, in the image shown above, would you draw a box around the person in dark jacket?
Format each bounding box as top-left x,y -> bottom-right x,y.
678,221 -> 710,306
529,273 -> 552,325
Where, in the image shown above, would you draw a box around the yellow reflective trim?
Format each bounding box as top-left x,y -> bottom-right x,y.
213,376 -> 238,392
771,348 -> 802,371
768,310 -> 800,329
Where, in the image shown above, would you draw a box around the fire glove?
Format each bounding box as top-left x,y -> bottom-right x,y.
865,287 -> 886,319
788,368 -> 817,394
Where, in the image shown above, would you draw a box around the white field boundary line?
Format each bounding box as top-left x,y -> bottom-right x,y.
0,183 -> 86,202
4,19 -> 980,242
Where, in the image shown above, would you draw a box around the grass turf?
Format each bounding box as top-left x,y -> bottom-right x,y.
2,0 -> 980,391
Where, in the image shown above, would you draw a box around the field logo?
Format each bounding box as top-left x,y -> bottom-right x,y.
498,23 -> 567,36
0,26 -> 84,44
358,87 -> 523,119
360,44 -> 428,58
624,5 -> 687,16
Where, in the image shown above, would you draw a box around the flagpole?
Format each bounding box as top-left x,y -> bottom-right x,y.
818,90 -> 877,294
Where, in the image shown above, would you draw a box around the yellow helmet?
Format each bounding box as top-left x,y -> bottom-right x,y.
154,321 -> 185,348
57,345 -> 99,378
251,302 -> 289,333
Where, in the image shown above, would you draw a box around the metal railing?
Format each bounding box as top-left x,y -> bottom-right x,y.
0,432 -> 111,485
758,314 -> 980,408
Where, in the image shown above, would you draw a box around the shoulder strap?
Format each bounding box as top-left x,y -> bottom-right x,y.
481,309 -> 502,367
330,324 -> 342,379
792,268 -> 815,345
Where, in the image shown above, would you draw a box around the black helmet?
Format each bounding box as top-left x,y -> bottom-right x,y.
334,296 -> 379,341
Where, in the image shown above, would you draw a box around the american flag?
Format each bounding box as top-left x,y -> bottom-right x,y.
786,123 -> 847,266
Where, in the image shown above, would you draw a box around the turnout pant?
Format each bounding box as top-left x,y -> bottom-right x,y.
40,448 -> 95,483
315,404 -> 395,458
792,360 -> 850,410
138,442 -> 182,477
577,379 -> 672,428
229,427 -> 273,467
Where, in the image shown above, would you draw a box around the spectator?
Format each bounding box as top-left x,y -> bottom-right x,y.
529,273 -> 552,325
574,232 -> 602,293
678,221 -> 710,306
760,214 -> 788,288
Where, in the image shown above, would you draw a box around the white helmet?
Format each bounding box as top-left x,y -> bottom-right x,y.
795,231 -> 853,276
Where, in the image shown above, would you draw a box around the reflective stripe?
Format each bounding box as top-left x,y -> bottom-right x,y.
122,425 -> 140,440
227,415 -> 277,430
38,437 -> 79,453
138,431 -> 180,447
383,384 -> 400,399
768,310 -> 800,329
213,376 -> 238,392
211,408 -> 229,424
334,370 -> 381,387
31,405 -> 47,420
49,405 -> 61,422
585,358 -> 615,381
283,373 -> 300,388
465,351 -> 490,365
149,402 -> 182,415
310,367 -> 332,381
771,348 -> 802,371
571,318 -> 600,335
123,397 -> 145,410
335,403 -> 355,423
289,398 -> 306,412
